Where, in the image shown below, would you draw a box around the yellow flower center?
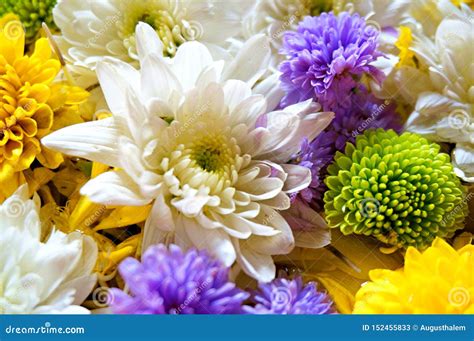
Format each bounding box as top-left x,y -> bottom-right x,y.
190,134 -> 235,173
117,0 -> 202,57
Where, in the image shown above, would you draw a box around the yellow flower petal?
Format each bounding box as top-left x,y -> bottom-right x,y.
36,145 -> 64,169
94,205 -> 152,231
0,14 -> 24,64
353,238 -> 474,314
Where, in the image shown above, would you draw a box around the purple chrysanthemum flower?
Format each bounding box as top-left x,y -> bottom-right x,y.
110,244 -> 249,314
243,277 -> 335,314
292,87 -> 401,209
279,12 -> 384,110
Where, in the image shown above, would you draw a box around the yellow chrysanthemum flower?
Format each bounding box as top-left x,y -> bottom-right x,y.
0,14 -> 89,201
353,238 -> 474,314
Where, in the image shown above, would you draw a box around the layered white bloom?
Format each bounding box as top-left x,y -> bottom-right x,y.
0,186 -> 98,314
43,23 -> 334,282
403,14 -> 474,181
53,0 -> 253,87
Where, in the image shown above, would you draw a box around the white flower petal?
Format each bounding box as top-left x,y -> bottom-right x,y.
281,164 -> 312,193
135,22 -> 164,61
171,41 -> 213,92
222,34 -> 271,86
246,206 -> 295,255
141,53 -> 183,103
183,217 -> 236,267
453,143 -> 474,182
143,193 -> 176,251
80,170 -> 151,206
41,118 -> 121,168
96,58 -> 140,115
233,239 -> 276,283
280,198 -> 331,249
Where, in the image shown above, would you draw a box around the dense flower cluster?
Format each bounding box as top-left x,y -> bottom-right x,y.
279,12 -> 383,110
110,244 -> 248,314
324,129 -> 467,249
0,0 -> 472,317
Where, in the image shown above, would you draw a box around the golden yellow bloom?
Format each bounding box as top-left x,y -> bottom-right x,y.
395,26 -> 416,68
0,14 -> 89,200
353,238 -> 474,314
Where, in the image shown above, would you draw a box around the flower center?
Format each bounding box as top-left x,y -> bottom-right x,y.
118,1 -> 202,57
190,134 -> 235,173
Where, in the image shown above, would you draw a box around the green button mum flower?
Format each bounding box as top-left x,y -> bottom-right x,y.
324,129 -> 468,249
0,0 -> 57,43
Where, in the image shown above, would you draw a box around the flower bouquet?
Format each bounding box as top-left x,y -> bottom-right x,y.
0,0 -> 472,315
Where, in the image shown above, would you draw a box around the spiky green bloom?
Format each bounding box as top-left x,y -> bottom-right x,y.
0,0 -> 57,43
324,129 -> 467,249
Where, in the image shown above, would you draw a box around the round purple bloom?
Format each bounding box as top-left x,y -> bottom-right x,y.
110,244 -> 248,314
243,277 -> 335,314
279,12 -> 384,110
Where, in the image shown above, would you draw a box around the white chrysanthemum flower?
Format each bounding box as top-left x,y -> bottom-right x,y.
43,23 -> 334,282
403,13 -> 474,181
0,186 -> 98,314
53,0 -> 252,87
